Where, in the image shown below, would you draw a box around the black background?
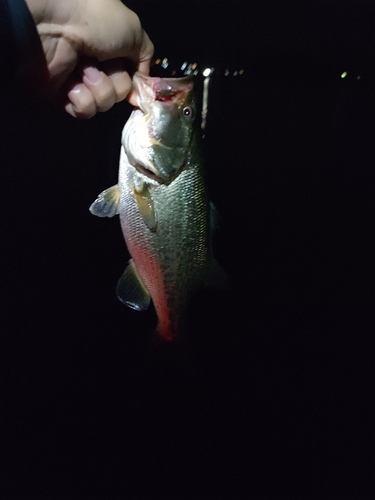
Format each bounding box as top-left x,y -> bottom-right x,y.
1,1 -> 374,498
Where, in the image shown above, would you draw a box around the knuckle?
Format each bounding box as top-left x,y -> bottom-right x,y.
97,100 -> 115,113
67,83 -> 96,118
77,98 -> 96,118
74,98 -> 96,119
92,84 -> 116,112
111,73 -> 131,102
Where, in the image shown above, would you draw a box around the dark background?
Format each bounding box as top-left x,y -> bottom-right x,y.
1,1 -> 374,498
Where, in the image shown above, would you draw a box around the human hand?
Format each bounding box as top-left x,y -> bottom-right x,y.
25,0 -> 154,118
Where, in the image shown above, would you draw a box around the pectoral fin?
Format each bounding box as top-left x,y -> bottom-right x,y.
116,259 -> 151,311
133,183 -> 157,231
89,185 -> 121,218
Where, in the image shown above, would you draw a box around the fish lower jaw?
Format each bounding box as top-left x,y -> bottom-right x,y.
132,161 -> 165,184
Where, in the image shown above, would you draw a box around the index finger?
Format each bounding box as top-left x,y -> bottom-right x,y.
82,3 -> 154,73
133,30 -> 154,76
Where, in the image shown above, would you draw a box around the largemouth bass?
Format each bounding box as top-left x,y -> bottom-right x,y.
90,74 -> 224,341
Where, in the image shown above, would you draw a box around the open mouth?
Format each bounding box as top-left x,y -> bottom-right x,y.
133,161 -> 166,184
133,74 -> 193,111
155,92 -> 176,102
139,82 -> 176,109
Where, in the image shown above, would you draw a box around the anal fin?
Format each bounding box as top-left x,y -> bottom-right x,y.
116,259 -> 151,311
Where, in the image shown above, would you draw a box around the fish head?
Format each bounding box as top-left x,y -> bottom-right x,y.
123,74 -> 200,183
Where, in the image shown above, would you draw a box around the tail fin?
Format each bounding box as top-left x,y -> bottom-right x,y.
156,322 -> 176,342
155,307 -> 180,342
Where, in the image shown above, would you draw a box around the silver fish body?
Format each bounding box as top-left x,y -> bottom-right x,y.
90,74 -> 222,340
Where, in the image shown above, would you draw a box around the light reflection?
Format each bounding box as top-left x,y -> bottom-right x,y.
201,69 -> 211,132
153,57 -> 246,79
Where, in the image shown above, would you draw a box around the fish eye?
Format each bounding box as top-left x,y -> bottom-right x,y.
182,106 -> 194,120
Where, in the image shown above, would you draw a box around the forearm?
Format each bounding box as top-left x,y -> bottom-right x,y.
7,0 -> 38,49
0,0 -> 17,78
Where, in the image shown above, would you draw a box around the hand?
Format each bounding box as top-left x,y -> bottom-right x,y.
25,0 -> 154,118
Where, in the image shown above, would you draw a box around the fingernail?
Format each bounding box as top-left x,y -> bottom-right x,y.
69,83 -> 83,94
83,66 -> 103,84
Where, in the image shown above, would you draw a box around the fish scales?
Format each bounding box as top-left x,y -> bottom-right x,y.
119,144 -> 209,338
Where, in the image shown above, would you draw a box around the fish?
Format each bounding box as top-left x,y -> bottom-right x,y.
89,73 -> 224,341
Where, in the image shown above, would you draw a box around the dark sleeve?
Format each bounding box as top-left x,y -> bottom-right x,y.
0,0 -> 18,83
0,0 -> 46,89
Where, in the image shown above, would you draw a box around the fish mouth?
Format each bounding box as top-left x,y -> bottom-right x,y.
133,157 -> 183,186
133,161 -> 167,184
132,73 -> 194,113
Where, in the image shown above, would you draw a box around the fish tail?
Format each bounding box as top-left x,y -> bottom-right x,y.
156,319 -> 177,342
155,302 -> 184,341
155,308 -> 182,341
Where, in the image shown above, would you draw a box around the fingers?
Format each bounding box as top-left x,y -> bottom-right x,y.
87,5 -> 154,72
65,83 -> 96,119
60,3 -> 154,119
82,66 -> 116,113
65,60 -> 133,119
102,59 -> 133,103
133,30 -> 154,77
126,88 -> 139,108
110,70 -> 132,102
